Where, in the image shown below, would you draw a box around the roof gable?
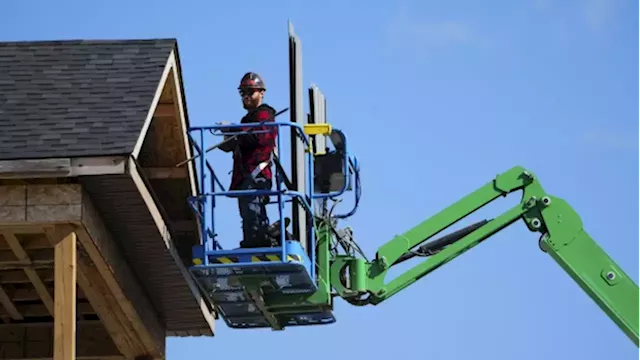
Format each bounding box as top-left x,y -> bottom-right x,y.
0,39 -> 176,160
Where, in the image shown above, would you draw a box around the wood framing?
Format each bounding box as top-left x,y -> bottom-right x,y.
0,156 -> 128,179
0,184 -> 166,359
127,159 -> 216,332
2,232 -> 55,315
132,49 -> 198,198
0,156 -> 192,183
120,45 -> 216,332
0,38 -> 217,360
53,229 -> 76,360
0,321 -> 122,360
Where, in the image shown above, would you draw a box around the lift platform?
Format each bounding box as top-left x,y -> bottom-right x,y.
186,112 -> 341,330
190,240 -> 336,329
186,109 -> 346,330
184,22 -> 350,330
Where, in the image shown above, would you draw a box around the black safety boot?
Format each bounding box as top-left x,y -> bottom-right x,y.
266,218 -> 296,246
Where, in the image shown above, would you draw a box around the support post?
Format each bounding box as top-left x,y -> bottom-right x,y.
288,20 -> 308,252
54,231 -> 77,360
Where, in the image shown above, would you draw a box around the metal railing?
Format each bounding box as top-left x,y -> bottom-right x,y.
186,121 -> 317,277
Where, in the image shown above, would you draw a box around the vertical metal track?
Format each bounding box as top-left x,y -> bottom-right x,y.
309,84 -> 327,155
309,84 -> 328,217
288,21 -> 308,252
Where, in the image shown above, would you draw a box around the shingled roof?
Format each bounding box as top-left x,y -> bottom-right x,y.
0,38 -> 217,340
0,39 -> 176,160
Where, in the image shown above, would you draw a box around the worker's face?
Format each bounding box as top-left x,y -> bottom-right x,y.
240,88 -> 264,109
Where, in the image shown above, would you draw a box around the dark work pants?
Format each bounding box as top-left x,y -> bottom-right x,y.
237,175 -> 272,247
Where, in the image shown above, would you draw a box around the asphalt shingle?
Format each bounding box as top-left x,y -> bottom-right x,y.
0,39 -> 176,160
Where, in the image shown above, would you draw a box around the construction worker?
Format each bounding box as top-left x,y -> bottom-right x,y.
222,72 -> 278,248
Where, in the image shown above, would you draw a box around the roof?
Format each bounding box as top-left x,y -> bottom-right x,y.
0,39 -> 176,160
0,38 -> 215,336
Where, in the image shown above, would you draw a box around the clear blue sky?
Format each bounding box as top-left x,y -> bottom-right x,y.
2,0 -> 638,359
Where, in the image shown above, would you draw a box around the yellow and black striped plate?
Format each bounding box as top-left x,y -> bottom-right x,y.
204,253 -> 303,265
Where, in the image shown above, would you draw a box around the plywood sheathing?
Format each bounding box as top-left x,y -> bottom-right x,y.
136,66 -> 200,267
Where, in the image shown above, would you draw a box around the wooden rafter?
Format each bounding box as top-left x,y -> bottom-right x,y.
0,183 -> 166,359
0,284 -> 22,321
1,231 -> 55,316
0,320 -> 121,359
0,224 -> 125,359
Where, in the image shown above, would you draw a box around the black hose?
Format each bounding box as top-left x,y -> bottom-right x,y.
393,219 -> 491,266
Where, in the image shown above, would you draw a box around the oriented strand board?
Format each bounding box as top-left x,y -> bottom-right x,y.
0,184 -> 83,224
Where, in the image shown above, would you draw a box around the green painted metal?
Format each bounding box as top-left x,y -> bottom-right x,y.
248,165 -> 637,344
325,166 -> 639,345
262,218 -> 333,309
539,198 -> 639,345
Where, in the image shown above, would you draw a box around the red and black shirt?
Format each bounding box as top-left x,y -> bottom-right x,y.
230,104 -> 278,190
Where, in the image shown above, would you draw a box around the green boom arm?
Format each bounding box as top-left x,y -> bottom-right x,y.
329,166 -> 639,345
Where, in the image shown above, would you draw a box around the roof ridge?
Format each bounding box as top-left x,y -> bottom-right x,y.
0,38 -> 177,46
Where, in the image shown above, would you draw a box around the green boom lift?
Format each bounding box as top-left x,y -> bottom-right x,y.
185,22 -> 639,346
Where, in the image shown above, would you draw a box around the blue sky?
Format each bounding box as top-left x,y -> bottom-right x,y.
2,0 -> 638,359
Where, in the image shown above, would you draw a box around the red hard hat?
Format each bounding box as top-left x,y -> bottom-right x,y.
238,72 -> 266,90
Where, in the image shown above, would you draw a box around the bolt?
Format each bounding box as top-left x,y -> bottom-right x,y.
607,271 -> 616,280
531,218 -> 541,229
542,196 -> 551,205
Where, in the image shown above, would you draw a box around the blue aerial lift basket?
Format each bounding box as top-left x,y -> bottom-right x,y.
187,120 -> 317,329
184,22 -> 356,330
186,114 -> 350,329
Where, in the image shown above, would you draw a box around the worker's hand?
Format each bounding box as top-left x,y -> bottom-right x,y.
217,121 -> 234,133
219,134 -> 238,152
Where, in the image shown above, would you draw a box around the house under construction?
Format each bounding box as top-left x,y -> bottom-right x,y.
0,39 -> 216,359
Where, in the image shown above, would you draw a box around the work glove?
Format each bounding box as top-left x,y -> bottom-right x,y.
217,121 -> 238,152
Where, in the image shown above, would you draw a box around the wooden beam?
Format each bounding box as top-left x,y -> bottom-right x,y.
1,232 -> 55,315
0,269 -> 53,284
75,248 -> 141,358
128,158 -> 216,333
11,284 -> 87,302
44,223 -> 163,358
79,191 -> 166,357
0,233 -> 52,251
53,230 -> 76,360
0,285 -> 22,320
0,158 -> 71,178
69,156 -> 127,177
143,167 -> 188,179
0,302 -> 92,319
0,184 -> 167,356
0,156 -> 127,179
0,321 -> 122,359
